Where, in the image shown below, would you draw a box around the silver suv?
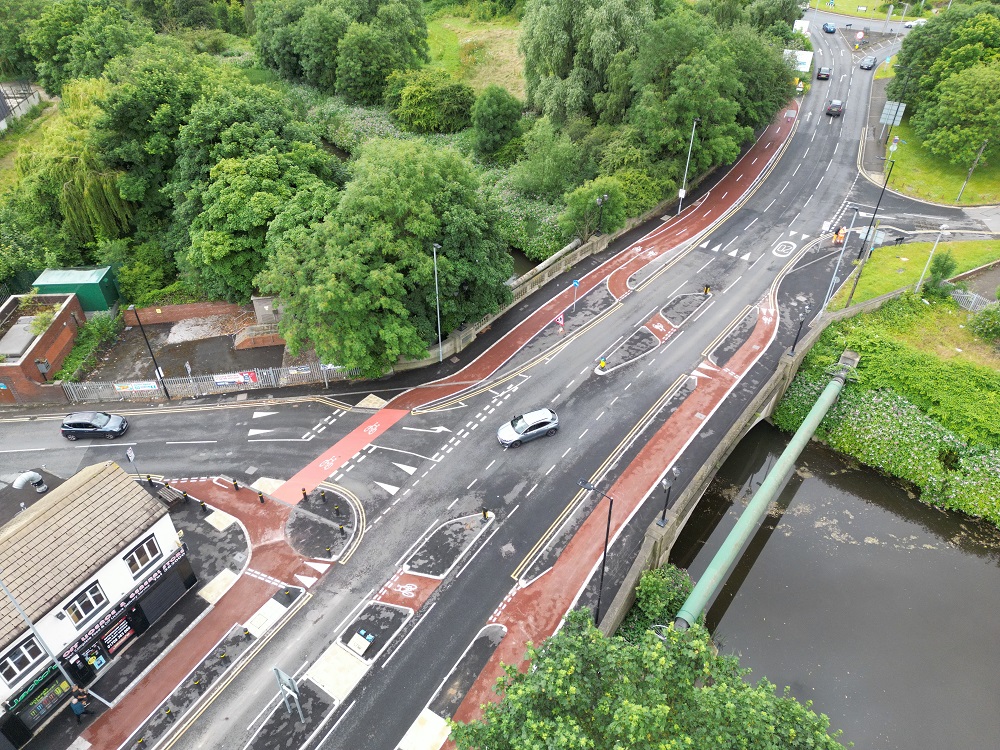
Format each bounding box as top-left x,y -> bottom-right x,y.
497,408 -> 559,448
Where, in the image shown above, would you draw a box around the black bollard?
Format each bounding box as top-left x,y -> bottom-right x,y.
232,479 -> 239,491
339,524 -> 345,537
320,490 -> 327,503
146,474 -> 154,486
200,501 -> 207,513
301,488 -> 308,502
334,504 -> 341,517
182,491 -> 189,503
258,491 -> 265,504
482,507 -> 488,521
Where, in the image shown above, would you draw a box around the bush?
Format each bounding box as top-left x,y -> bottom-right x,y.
52,311 -> 123,381
922,250 -> 958,298
28,306 -> 59,335
969,305 -> 1000,342
136,279 -> 206,307
617,565 -> 694,644
387,69 -> 475,133
471,84 -> 522,155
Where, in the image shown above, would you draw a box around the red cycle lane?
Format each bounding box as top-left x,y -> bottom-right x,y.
394,101 -> 797,412
446,293 -> 779,740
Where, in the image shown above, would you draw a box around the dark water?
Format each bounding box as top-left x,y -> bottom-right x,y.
509,248 -> 536,279
670,422 -> 1000,750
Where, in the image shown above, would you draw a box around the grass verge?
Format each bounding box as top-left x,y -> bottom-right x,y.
829,239 -> 1000,309
0,101 -> 59,195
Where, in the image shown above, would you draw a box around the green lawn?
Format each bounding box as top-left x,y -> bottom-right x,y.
884,121 -> 1000,205
804,0 -> 927,23
426,15 -> 524,98
829,238 -> 1000,309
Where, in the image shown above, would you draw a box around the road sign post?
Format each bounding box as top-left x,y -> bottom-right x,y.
274,668 -> 305,723
572,279 -> 580,311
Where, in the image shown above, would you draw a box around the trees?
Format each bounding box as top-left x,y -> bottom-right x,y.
559,176 -> 627,240
385,69 -> 476,133
451,610 -> 845,750
183,143 -> 334,302
512,118 -> 585,199
472,85 -> 523,155
722,25 -> 796,129
335,22 -> 403,104
27,0 -> 154,94
258,140 -> 512,376
0,0 -> 46,79
912,62 -> 1000,167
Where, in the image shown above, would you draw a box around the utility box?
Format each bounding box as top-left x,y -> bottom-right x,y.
32,267 -> 119,312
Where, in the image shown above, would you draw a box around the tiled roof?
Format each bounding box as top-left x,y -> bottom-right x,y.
0,462 -> 165,650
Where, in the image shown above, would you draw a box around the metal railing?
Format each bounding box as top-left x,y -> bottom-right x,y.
62,362 -> 362,403
951,288 -> 996,313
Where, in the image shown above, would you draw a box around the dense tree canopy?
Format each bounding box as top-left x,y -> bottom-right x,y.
912,62 -> 1000,166
258,140 -> 513,375
471,85 -> 523,155
451,610 -> 845,750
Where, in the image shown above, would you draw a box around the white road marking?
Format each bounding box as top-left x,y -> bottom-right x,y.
780,181 -> 789,194
745,218 -> 758,230
527,483 -> 538,497
792,163 -> 800,176
764,199 -> 775,212
596,411 -> 605,421
545,465 -> 556,476
467,479 -> 478,490
697,258 -> 715,273
610,397 -> 618,406
167,440 -> 217,444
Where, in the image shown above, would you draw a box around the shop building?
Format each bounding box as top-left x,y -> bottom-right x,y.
0,462 -> 196,747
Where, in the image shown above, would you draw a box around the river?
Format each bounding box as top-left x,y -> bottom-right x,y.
670,422 -> 1000,749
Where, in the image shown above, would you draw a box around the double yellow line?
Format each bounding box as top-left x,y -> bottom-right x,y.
318,481 -> 366,564
509,374 -> 686,581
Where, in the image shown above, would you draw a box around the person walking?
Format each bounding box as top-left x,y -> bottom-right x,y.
70,696 -> 94,725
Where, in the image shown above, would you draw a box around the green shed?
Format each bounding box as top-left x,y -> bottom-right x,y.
32,267 -> 120,312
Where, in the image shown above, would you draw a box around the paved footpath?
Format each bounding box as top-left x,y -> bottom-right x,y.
80,481 -> 328,749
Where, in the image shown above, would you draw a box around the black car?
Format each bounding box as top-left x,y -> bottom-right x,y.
860,56 -> 878,70
817,66 -> 832,80
822,22 -> 836,33
826,99 -> 844,117
61,412 -> 129,440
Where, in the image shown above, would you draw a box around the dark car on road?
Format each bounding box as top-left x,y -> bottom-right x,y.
826,99 -> 844,117
61,412 -> 129,440
822,22 -> 836,32
816,66 -> 832,80
497,408 -> 558,448
860,56 -> 878,70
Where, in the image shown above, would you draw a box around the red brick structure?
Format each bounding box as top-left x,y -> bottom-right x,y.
123,301 -> 242,326
0,294 -> 84,405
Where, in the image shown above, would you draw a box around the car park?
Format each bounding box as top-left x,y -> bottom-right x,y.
816,66 -> 832,80
860,56 -> 878,70
61,411 -> 129,440
822,22 -> 836,33
825,99 -> 844,117
497,408 -> 559,448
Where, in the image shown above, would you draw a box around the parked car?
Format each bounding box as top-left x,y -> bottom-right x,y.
904,18 -> 927,27
817,66 -> 832,80
826,99 -> 844,117
61,412 -> 129,440
497,408 -> 559,448
822,22 -> 836,33
860,56 -> 878,70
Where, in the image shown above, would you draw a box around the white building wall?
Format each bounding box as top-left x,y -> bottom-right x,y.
0,514 -> 182,704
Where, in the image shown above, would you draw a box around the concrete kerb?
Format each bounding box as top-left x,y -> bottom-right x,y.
597,292 -> 908,636
150,590 -> 312,750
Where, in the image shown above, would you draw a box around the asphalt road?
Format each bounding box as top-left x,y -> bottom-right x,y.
2,19 -> 995,750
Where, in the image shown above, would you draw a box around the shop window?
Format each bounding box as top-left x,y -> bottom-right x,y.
0,637 -> 44,685
65,583 -> 108,626
125,536 -> 161,576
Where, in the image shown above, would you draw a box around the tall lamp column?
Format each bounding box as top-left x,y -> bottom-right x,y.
128,304 -> 170,399
656,467 -> 682,527
432,243 -> 443,363
578,479 -> 616,626
677,117 -> 700,215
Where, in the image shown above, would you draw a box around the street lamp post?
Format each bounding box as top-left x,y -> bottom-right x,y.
656,467 -> 682,527
822,205 -> 860,311
595,194 -> 609,235
791,313 -> 806,354
677,117 -> 700,215
432,243 -> 443,363
128,304 -> 170,400
845,157 -> 894,308
578,479 -> 615,627
915,224 -> 949,293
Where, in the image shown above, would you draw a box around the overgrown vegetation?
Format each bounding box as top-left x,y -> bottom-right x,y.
451,609 -> 846,749
617,564 -> 694,644
0,0 -> 799,372
774,294 -> 1000,525
52,311 -> 123,380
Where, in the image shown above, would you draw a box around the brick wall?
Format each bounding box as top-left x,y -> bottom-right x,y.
123,302 -> 244,326
0,294 -> 82,405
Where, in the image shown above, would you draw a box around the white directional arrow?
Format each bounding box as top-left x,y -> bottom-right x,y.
699,240 -> 710,248
374,481 -> 400,496
788,231 -> 798,238
401,426 -> 452,433
392,462 -> 417,475
252,411 -> 278,419
710,243 -> 721,253
727,247 -> 739,257
740,251 -> 752,261
801,234 -> 810,239
805,111 -> 813,123
248,429 -> 274,436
